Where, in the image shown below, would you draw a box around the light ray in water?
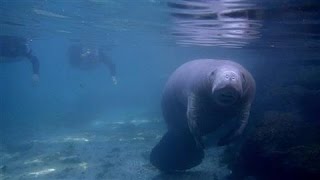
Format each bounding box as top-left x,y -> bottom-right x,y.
63,137 -> 89,142
28,168 -> 56,177
24,159 -> 43,165
79,162 -> 88,170
33,9 -> 69,19
56,30 -> 72,33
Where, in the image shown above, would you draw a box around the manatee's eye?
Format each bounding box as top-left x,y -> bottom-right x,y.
209,70 -> 215,81
210,71 -> 215,76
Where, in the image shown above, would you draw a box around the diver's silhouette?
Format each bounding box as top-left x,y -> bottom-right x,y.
67,44 -> 117,84
0,35 -> 40,84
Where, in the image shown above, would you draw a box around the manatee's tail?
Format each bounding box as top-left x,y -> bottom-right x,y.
150,130 -> 204,172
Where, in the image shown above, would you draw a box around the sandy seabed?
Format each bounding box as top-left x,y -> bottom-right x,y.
0,118 -> 230,180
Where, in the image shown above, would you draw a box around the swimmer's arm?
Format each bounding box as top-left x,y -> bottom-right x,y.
217,103 -> 251,146
26,52 -> 40,75
26,52 -> 40,84
100,51 -> 117,81
187,92 -> 204,149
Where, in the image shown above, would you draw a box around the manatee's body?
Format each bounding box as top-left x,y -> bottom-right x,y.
151,59 -> 256,172
162,59 -> 255,134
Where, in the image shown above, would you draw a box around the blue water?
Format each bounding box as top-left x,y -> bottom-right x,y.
1,0 -> 320,179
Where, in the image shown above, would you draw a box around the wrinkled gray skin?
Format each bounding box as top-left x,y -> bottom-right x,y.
162,59 -> 256,147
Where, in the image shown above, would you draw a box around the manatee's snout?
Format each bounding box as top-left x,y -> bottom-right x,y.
213,85 -> 240,106
211,69 -> 243,106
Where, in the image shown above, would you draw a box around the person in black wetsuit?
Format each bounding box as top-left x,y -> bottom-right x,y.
0,35 -> 40,84
68,44 -> 117,85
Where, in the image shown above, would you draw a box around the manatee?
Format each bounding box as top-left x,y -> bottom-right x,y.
150,59 -> 256,172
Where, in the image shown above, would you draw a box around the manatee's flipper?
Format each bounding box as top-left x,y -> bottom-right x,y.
150,130 -> 204,172
188,117 -> 204,149
218,103 -> 251,146
217,128 -> 239,146
187,93 -> 204,149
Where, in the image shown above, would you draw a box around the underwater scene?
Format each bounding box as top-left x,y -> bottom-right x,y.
0,0 -> 320,179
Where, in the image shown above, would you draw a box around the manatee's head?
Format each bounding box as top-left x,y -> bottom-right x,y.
209,67 -> 245,106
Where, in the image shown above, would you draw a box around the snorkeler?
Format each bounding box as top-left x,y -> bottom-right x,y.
0,35 -> 40,84
67,44 -> 117,85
